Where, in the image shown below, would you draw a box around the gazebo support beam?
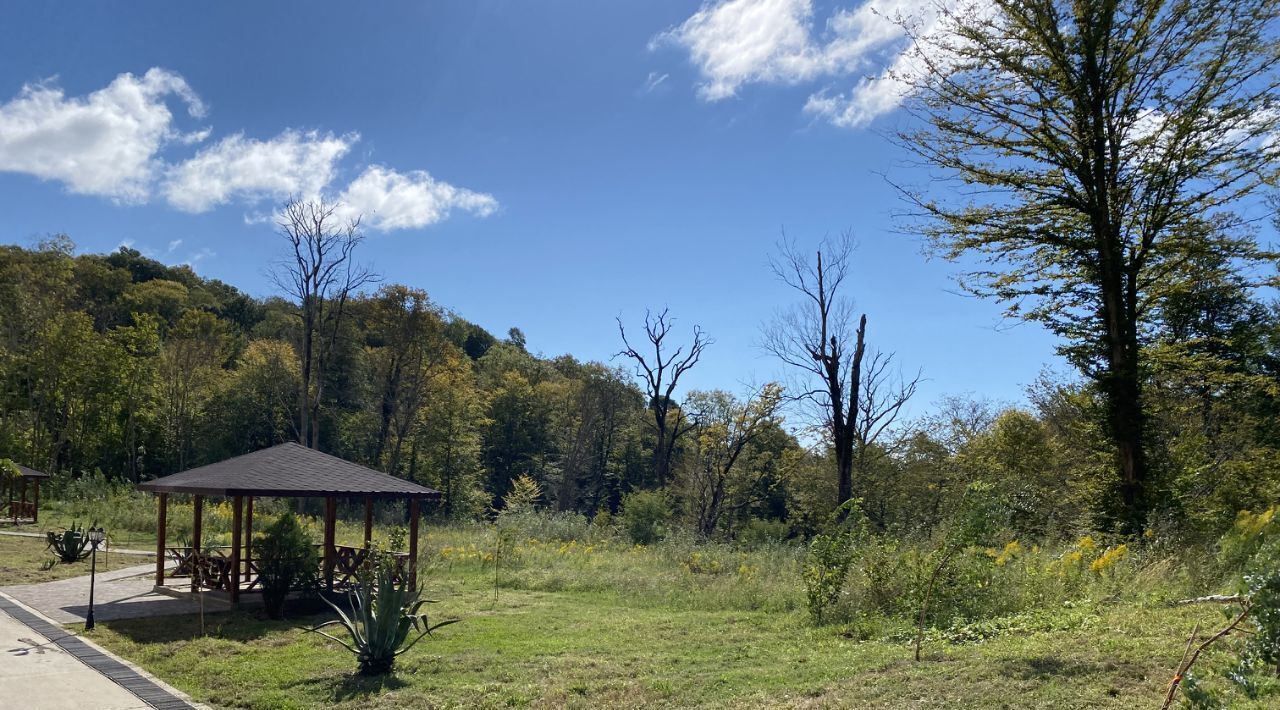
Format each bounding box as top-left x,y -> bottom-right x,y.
192,496 -> 203,554
155,493 -> 168,586
230,496 -> 243,604
245,496 -> 254,565
323,497 -> 336,591
363,497 -> 373,548
32,478 -> 39,524
408,498 -> 420,589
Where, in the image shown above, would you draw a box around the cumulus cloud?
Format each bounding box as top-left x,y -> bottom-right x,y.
335,165 -> 498,232
0,68 -> 206,201
162,129 -> 356,212
0,67 -> 499,232
658,0 -> 939,127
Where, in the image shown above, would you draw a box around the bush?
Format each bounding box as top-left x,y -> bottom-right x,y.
619,490 -> 669,545
736,518 -> 790,548
255,513 -> 319,620
803,501 -> 868,624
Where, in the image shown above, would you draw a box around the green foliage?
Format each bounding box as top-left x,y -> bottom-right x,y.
309,553 -> 458,675
501,474 -> 542,515
45,521 -> 93,563
255,513 -> 319,620
802,500 -> 868,625
619,489 -> 670,545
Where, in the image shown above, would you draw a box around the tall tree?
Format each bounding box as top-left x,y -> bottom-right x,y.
764,234 -> 867,507
893,0 -> 1280,530
272,197 -> 376,449
617,308 -> 710,487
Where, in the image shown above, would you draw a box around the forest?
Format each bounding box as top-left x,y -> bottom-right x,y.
3,224 -> 1277,545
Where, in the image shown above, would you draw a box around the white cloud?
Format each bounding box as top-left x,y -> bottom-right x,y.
643,71 -> 670,92
0,68 -> 206,201
658,0 -> 822,101
0,68 -> 498,232
335,165 -> 498,232
163,129 -> 356,212
659,0 -> 939,127
166,239 -> 183,253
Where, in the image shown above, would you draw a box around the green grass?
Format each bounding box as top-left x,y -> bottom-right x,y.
80,523 -> 1268,709
0,533 -> 152,585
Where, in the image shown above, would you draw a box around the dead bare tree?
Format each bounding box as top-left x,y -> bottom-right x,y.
271,197 -> 377,449
764,233 -> 867,507
852,350 -> 923,486
616,308 -> 711,487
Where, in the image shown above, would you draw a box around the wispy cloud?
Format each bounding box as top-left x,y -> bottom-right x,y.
643,71 -> 670,93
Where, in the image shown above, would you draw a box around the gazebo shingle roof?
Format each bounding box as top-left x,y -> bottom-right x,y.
137,442 -> 440,499
15,464 -> 50,479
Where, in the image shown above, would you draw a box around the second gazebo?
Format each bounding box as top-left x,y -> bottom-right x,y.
139,442 -> 440,604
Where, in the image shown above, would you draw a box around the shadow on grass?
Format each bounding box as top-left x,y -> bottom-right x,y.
285,669 -> 410,702
101,609 -> 331,645
1006,655 -> 1125,680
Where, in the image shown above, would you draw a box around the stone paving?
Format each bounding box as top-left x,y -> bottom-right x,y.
0,562 -> 220,625
0,592 -> 207,709
0,599 -> 155,709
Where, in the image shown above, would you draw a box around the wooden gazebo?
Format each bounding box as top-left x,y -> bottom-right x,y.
5,464 -> 50,525
138,442 -> 440,604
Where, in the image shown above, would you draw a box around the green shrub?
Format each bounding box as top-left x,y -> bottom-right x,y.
803,501 -> 868,624
620,489 -> 670,545
255,513 -> 319,620
736,518 -> 789,548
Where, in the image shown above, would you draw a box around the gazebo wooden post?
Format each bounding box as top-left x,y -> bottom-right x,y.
32,478 -> 39,524
363,497 -> 374,548
229,496 -> 243,604
191,496 -> 204,553
323,496 -> 337,591
245,496 -> 254,565
16,477 -> 25,525
408,497 -> 420,589
191,495 -> 204,593
155,493 -> 168,586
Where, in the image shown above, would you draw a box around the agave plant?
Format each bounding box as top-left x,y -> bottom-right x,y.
308,556 -> 458,675
45,522 -> 93,563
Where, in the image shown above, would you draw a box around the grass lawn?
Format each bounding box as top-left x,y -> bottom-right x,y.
0,532 -> 153,585
83,531 -> 1257,709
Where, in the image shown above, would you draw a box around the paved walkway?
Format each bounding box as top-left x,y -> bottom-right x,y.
0,594 -> 200,709
0,562 -> 219,625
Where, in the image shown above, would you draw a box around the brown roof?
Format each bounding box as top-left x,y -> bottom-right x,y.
137,443 -> 440,499
15,464 -> 50,479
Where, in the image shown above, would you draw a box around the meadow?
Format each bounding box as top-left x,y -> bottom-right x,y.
10,484 -> 1274,709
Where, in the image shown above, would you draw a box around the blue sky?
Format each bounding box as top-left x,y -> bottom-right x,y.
0,1 -> 1067,416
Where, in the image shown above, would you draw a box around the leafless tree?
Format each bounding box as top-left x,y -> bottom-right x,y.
763,234 -> 865,507
616,308 -> 711,487
764,233 -> 918,508
852,350 -> 922,484
271,197 -> 377,449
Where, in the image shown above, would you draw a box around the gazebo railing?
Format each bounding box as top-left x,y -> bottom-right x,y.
166,544 -> 409,592
6,500 -> 36,520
